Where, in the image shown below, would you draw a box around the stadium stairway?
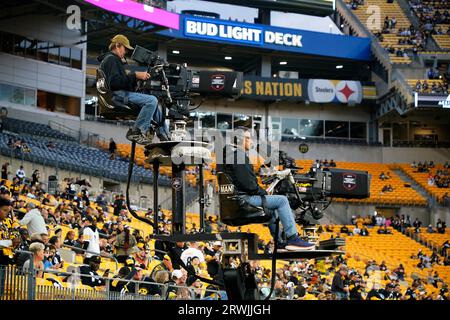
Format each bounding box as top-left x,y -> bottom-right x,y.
391,168 -> 436,207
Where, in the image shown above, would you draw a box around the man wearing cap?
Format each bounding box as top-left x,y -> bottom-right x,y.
166,269 -> 187,299
80,255 -> 109,287
97,34 -> 169,144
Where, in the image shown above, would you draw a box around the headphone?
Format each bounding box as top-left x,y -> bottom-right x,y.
234,126 -> 250,145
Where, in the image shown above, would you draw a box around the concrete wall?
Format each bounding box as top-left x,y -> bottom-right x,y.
0,14 -> 86,120
282,142 -> 450,163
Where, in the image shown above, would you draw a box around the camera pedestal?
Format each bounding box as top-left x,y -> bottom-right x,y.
144,141 -> 212,234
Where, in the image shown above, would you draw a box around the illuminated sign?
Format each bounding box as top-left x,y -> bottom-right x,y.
158,15 -> 372,61
242,77 -> 365,104
185,18 -> 302,48
83,0 -> 180,30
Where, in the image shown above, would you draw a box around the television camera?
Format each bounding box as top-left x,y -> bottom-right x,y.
262,151 -> 371,225
131,45 -> 243,140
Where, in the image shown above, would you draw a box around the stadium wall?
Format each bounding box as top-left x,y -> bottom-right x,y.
324,203 -> 440,226
282,143 -> 450,164
0,14 -> 86,122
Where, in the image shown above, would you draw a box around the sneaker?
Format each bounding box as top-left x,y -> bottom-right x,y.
285,236 -> 315,251
126,127 -> 143,142
135,133 -> 152,145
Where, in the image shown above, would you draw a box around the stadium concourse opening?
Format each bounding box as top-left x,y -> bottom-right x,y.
0,0 -> 449,305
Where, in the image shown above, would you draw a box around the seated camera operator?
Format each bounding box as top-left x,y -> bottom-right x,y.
217,127 -> 315,251
98,34 -> 169,144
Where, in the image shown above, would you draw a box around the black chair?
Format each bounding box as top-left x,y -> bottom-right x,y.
217,172 -> 271,226
96,69 -> 141,120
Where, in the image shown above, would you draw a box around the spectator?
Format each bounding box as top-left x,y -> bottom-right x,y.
82,215 -> 100,263
426,224 -> 435,233
64,230 -> 77,247
114,225 -> 137,263
19,202 -> 48,236
31,170 -> 40,187
79,255 -> 109,287
331,266 -> 349,300
437,219 -> 446,234
109,138 -> 117,160
1,162 -> 10,180
360,226 -> 369,236
22,242 -> 45,278
166,269 -> 188,299
16,166 -> 26,184
113,194 -> 125,216
49,236 -> 64,269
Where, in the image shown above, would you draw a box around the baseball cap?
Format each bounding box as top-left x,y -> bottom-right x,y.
111,34 -> 134,50
213,241 -> 222,247
172,269 -> 183,279
90,256 -> 101,264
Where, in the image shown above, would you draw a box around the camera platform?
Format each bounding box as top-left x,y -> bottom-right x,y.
151,232 -> 345,260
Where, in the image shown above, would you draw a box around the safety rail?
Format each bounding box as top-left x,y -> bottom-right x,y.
61,244 -> 119,270
0,265 -> 226,300
48,120 -> 81,142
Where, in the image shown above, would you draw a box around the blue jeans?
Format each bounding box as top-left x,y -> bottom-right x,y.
244,195 -> 298,242
114,90 -> 168,134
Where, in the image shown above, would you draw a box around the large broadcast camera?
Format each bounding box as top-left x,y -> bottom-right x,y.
131,45 -> 243,121
262,151 -> 371,224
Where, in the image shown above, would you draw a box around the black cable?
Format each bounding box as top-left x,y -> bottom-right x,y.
265,218 -> 280,300
126,141 -> 155,227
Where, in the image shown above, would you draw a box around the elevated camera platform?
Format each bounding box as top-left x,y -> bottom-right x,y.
144,141 -> 212,167
151,232 -> 345,260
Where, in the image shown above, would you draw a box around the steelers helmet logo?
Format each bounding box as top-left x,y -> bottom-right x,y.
139,288 -> 148,295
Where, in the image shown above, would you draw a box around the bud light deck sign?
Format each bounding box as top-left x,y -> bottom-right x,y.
158,15 -> 372,61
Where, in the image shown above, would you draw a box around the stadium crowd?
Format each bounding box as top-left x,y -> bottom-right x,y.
0,157 -> 449,300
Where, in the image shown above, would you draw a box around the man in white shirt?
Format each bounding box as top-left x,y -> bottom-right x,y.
16,166 -> 25,184
180,242 -> 205,266
82,215 -> 100,263
19,202 -> 47,235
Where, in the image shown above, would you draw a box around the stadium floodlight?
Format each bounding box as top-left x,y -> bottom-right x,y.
279,61 -> 287,65
336,65 -> 343,69
225,56 -> 233,60
172,50 -> 180,54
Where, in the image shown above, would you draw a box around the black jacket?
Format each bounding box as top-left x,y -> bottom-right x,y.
98,52 -> 137,92
217,145 -> 267,196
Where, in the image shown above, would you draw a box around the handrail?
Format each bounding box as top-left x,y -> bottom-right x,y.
335,0 -> 392,73
62,244 -> 119,270
47,120 -> 80,142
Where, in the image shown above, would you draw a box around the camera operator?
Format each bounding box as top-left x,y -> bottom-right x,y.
97,34 -> 169,144
217,127 -> 315,251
